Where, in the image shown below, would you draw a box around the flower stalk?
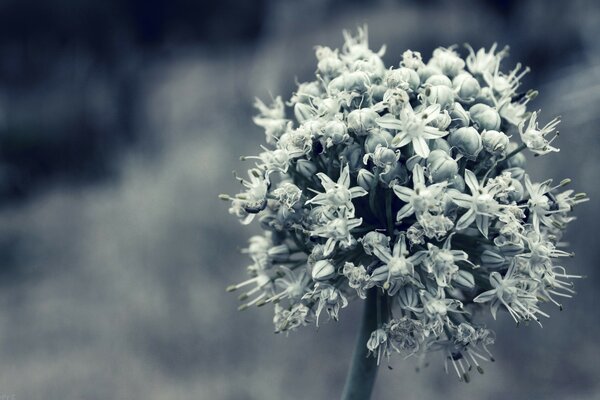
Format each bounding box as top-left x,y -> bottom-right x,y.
342,288 -> 381,400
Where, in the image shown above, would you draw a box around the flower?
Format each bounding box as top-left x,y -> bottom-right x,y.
223,27 -> 587,382
376,104 -> 449,158
306,165 -> 368,215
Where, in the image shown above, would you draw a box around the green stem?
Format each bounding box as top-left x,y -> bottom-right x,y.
341,288 -> 380,400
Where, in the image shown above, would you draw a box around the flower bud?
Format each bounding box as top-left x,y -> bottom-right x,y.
347,108 -> 379,136
317,57 -> 344,78
417,65 -> 442,82
397,284 -> 419,309
430,47 -> 465,77
294,103 -> 315,123
427,150 -> 458,182
329,71 -> 370,95
291,81 -> 321,104
481,130 -> 509,155
448,126 -> 482,159
508,178 -> 524,202
322,119 -> 348,146
312,260 -> 336,281
430,138 -> 451,154
425,74 -> 452,87
364,129 -> 393,153
481,250 -> 505,267
357,169 -> 375,191
296,159 -> 318,179
383,88 -> 410,115
380,162 -> 408,186
449,174 -> 465,192
370,84 -> 387,102
454,270 -> 475,289
386,67 -> 420,92
424,85 -> 455,109
453,72 -> 481,101
469,103 -> 501,130
372,145 -> 399,168
450,103 -> 470,128
341,143 -> 363,171
431,110 -> 451,130
360,231 -> 390,255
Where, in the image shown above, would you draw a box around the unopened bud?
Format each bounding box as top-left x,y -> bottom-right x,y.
469,103 -> 501,130
347,108 -> 379,136
312,260 -> 336,281
357,169 -> 375,191
427,150 -> 458,182
296,159 -> 318,179
481,130 -> 509,155
448,126 -> 482,159
453,72 -> 481,101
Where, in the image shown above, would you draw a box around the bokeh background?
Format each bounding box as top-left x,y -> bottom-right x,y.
0,0 -> 598,399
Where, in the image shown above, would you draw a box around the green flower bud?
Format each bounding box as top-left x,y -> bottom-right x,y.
469,103 -> 501,130
341,143 -> 363,171
417,65 -> 442,82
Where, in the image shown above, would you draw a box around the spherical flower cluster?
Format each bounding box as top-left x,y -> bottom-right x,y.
222,27 -> 588,381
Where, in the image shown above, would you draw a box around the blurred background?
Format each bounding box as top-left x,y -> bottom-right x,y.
0,0 -> 598,399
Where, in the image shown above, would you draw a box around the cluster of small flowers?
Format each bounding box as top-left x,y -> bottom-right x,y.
222,27 -> 588,381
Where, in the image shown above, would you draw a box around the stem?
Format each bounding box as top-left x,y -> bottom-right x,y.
341,288 -> 380,400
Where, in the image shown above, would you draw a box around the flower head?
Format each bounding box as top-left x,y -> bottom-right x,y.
223,27 -> 587,382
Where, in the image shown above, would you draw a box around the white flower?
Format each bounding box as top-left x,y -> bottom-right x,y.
376,104 -> 449,158
392,164 -> 447,221
450,169 -> 503,238
371,234 -> 427,292
422,235 -> 475,287
306,165 -> 368,215
473,267 -> 548,324
519,111 -> 561,155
